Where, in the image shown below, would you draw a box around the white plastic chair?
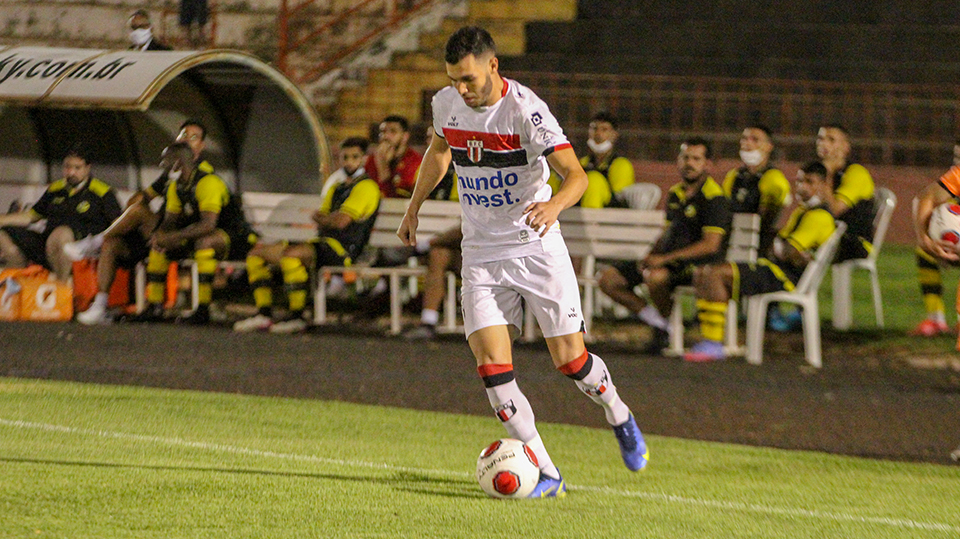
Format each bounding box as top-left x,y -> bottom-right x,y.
831,188 -> 897,330
617,182 -> 662,210
745,222 -> 846,368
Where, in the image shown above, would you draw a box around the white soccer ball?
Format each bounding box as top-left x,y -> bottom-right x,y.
475,438 -> 540,499
928,202 -> 960,249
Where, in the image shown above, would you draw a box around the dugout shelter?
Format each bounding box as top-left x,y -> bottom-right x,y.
0,46 -> 329,209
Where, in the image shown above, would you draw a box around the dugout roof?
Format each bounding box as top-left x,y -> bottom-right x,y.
0,46 -> 330,197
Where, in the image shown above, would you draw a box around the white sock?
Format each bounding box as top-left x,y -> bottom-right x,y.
370,278 -> 387,295
485,379 -> 557,478
569,353 -> 630,426
638,305 -> 669,331
421,309 -> 439,326
415,237 -> 432,254
92,292 -> 109,309
932,312 -> 947,324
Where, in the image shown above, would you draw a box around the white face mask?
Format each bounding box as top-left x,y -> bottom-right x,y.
803,195 -> 821,208
167,168 -> 182,182
130,28 -> 152,46
587,138 -> 613,155
739,149 -> 765,167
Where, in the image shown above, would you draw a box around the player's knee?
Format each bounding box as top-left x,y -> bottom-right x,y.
598,266 -> 625,294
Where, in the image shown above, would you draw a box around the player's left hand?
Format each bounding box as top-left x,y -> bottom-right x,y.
523,200 -> 562,237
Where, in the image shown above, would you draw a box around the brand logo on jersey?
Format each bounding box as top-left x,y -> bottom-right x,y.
467,139 -> 483,163
75,201 -> 90,213
495,400 -> 517,422
531,112 -> 543,126
447,115 -> 458,127
519,230 -> 529,243
736,188 -> 748,202
685,205 -> 697,218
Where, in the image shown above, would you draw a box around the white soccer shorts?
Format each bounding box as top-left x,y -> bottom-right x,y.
461,249 -> 584,339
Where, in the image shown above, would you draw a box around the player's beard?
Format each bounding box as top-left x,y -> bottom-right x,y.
464,74 -> 494,107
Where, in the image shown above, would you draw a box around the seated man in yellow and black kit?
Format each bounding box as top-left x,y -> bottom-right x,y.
684,161 -> 837,361
233,136 -> 380,334
133,141 -> 257,324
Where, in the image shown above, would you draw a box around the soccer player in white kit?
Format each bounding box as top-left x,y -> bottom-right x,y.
397,26 -> 649,498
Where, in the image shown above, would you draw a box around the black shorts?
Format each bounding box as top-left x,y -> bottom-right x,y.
733,260 -> 799,301
835,234 -> 871,263
179,0 -> 208,26
312,238 -> 349,267
610,259 -> 695,290
118,229 -> 151,267
2,226 -> 52,268
227,231 -> 258,262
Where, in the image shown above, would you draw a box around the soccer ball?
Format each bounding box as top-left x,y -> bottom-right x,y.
928,202 -> 960,249
475,438 -> 540,499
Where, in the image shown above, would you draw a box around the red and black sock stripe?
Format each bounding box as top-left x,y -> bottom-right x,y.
558,349 -> 591,381
477,363 -> 514,388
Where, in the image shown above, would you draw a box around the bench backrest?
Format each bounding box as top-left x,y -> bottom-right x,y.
728,212 -> 761,264
242,191 -> 323,243
560,207 -> 665,260
368,198 -> 462,248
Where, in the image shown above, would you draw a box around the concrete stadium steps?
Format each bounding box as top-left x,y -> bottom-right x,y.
320,0 -> 576,148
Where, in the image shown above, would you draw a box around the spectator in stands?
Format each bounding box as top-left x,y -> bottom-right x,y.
72,120 -> 212,325
366,115 -> 423,199
548,111 -> 635,208
909,141 -> 960,337
179,0 -> 208,48
723,124 -> 790,255
128,9 -> 170,51
133,142 -> 256,324
771,124 -> 876,332
233,137 -> 379,334
598,137 -> 731,355
684,162 -> 837,362
0,144 -> 121,281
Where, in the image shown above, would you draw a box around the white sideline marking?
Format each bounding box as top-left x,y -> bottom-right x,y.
2,418 -> 958,534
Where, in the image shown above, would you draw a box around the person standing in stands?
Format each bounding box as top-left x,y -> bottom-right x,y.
398,26 -> 649,498
128,9 -> 171,51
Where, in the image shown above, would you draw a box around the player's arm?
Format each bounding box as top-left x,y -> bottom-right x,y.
525,147 -> 588,236
914,181 -> 958,261
644,230 -> 724,268
398,134 -> 452,246
0,209 -> 38,227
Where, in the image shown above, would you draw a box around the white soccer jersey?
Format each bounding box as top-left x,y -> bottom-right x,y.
432,78 -> 573,264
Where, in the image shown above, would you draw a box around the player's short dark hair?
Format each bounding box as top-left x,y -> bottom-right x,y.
340,137 -> 369,153
820,123 -> 848,136
681,136 -> 712,159
382,115 -> 409,132
591,111 -> 619,130
64,142 -> 92,164
801,161 -> 828,178
745,123 -> 773,140
130,9 -> 150,21
179,119 -> 207,140
445,26 -> 497,64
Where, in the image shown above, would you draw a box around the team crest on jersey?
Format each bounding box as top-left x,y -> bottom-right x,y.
467,139 -> 483,163
76,201 -> 90,213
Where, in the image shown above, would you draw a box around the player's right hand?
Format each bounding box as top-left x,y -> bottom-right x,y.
922,234 -> 960,262
397,212 -> 418,247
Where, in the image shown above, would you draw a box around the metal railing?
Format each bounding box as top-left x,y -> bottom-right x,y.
276,0 -> 437,85
496,73 -> 960,166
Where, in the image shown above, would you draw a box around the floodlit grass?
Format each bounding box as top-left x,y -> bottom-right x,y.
1,378 -> 958,538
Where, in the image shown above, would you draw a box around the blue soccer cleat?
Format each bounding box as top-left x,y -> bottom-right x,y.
683,340 -> 726,362
528,470 -> 567,498
613,414 -> 649,471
